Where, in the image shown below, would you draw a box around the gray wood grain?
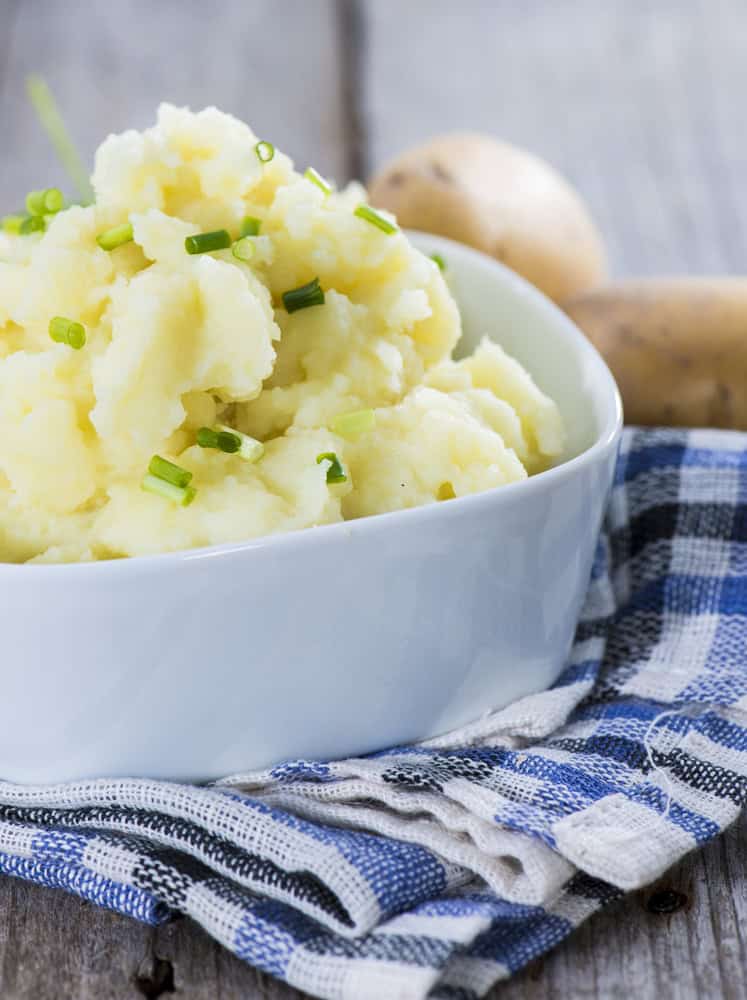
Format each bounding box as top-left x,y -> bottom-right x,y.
0,0 -> 348,206
1,0 -> 746,996
362,0 -> 747,277
0,875 -> 154,999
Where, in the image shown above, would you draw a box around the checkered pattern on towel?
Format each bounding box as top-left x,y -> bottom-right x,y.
0,427 -> 745,999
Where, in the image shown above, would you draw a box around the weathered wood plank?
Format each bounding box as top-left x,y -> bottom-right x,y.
0,0 -> 348,207
0,1 -> 21,89
362,0 -> 747,277
0,877 -> 154,999
152,915 -> 296,999
335,0 -> 366,181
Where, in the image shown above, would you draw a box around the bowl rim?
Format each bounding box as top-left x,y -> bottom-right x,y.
1,233 -> 622,577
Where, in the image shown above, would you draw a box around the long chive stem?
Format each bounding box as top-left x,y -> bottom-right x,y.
354,202 -> 398,234
26,75 -> 94,204
304,167 -> 332,195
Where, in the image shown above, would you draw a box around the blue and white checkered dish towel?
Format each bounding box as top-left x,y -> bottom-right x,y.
0,427 -> 745,999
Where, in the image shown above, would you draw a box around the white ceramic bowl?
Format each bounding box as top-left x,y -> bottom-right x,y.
0,233 -> 622,784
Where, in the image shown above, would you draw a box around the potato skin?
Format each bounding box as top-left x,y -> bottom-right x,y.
368,133 -> 608,303
564,279 -> 747,429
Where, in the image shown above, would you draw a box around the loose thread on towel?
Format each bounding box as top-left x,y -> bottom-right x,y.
640,710 -> 679,821
593,704 -> 710,852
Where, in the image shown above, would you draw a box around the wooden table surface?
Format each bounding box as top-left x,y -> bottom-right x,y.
1,1 -> 746,997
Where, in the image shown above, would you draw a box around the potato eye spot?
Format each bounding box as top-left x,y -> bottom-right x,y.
428,161 -> 453,184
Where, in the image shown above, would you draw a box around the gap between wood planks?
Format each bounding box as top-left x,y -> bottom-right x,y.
335,0 -> 368,181
0,0 -> 21,97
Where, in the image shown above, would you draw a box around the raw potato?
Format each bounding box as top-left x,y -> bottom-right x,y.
564,279 -> 747,429
368,133 -> 608,303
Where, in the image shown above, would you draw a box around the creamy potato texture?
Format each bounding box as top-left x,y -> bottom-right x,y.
0,105 -> 565,563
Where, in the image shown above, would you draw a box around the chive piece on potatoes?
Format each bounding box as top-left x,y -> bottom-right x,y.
282,277 -> 325,313
97,222 -> 134,251
316,452 -> 346,484
185,229 -> 232,255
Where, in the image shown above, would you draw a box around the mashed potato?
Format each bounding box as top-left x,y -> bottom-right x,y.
0,105 -> 564,563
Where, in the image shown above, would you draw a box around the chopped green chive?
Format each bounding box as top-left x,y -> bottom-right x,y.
316,451 -> 347,484
68,326 -> 86,349
217,424 -> 264,463
330,409 -> 376,439
97,221 -> 133,251
26,190 -> 45,216
147,455 -> 193,489
196,425 -> 264,462
26,75 -> 94,204
430,253 -> 446,271
196,427 -> 241,454
282,277 -> 325,314
141,473 -> 197,507
45,187 -> 64,213
185,229 -> 232,255
49,315 -> 86,349
239,216 -> 261,237
1,214 -> 27,235
354,203 -> 398,234
255,140 -> 275,163
232,237 -> 254,262
19,215 -> 45,235
143,454 -> 197,506
26,188 -> 64,216
304,167 -> 333,196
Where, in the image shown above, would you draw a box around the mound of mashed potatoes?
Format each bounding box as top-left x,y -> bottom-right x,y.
0,105 -> 564,563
